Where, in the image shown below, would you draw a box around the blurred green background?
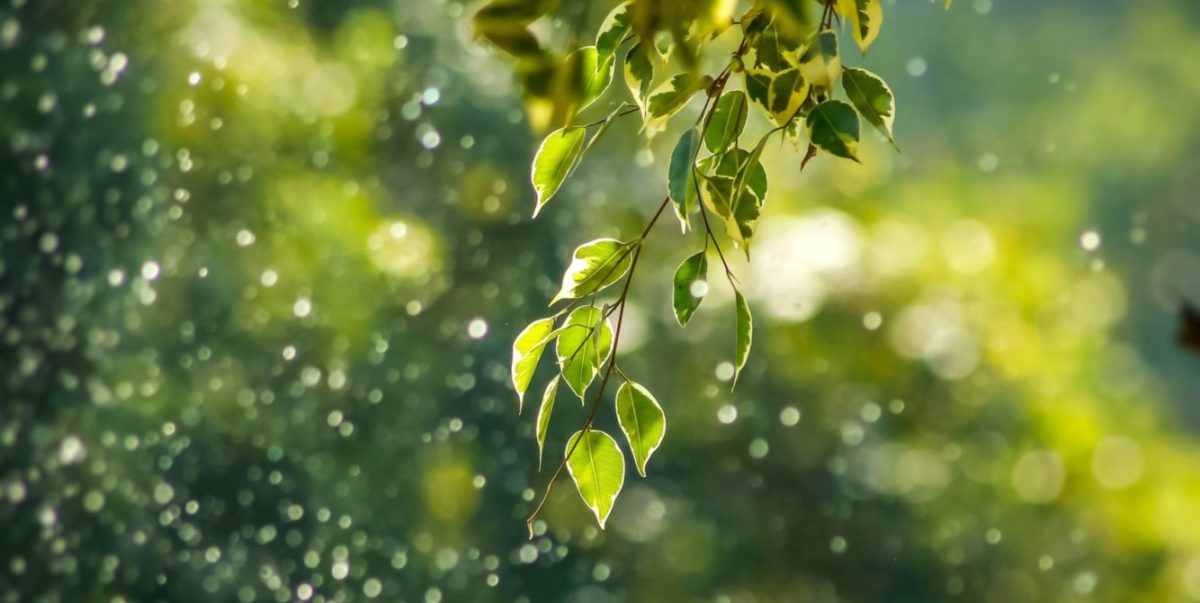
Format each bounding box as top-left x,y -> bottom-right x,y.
4,0 -> 1200,601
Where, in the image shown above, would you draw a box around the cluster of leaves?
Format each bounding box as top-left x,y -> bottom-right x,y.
477,0 -> 944,534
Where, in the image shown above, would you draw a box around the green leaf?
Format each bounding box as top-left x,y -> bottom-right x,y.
734,290 -> 753,387
743,68 -> 773,114
806,99 -> 860,162
511,316 -> 557,409
595,1 -> 632,62
564,429 -> 625,529
672,252 -> 707,327
535,377 -> 558,470
572,46 -> 615,112
552,238 -> 634,303
531,126 -> 586,216
842,67 -> 896,147
762,0 -> 813,38
645,73 -> 703,130
668,127 -> 700,231
556,306 -> 613,398
615,381 -> 666,477
623,42 -> 655,115
704,91 -> 748,153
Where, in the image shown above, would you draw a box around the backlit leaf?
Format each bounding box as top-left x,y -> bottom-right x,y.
623,42 -> 655,115
535,377 -> 559,469
511,316 -> 556,409
552,238 -> 634,303
615,381 -> 666,477
531,126 -> 586,216
595,1 -> 632,62
836,0 -> 883,53
646,73 -> 703,130
572,46 -> 615,111
672,252 -> 707,327
556,306 -> 613,398
564,429 -> 625,528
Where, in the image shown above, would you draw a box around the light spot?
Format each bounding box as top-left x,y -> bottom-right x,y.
1012,450 -> 1064,503
779,406 -> 801,426
293,298 -> 312,318
717,404 -> 738,425
141,261 -> 161,281
1080,230 -> 1101,251
467,318 -> 488,339
1091,436 -> 1143,489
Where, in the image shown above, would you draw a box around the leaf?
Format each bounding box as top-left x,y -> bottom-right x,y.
842,67 -> 896,147
672,252 -> 707,327
535,377 -> 559,469
799,29 -> 841,89
564,429 -> 625,529
511,316 -> 557,409
645,73 -> 703,131
762,0 -> 813,38
531,126 -> 586,216
615,381 -> 666,477
623,42 -> 655,115
595,1 -> 632,62
552,238 -> 634,303
806,99 -> 860,162
704,91 -> 748,153
734,290 -> 753,387
668,127 -> 700,231
765,67 -> 808,125
836,0 -> 883,53
572,46 -> 615,111
743,68 -> 773,114
555,306 -> 613,398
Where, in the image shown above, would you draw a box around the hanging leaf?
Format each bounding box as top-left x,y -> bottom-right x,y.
531,126 -> 586,216
551,238 -> 634,303
556,306 -> 614,398
704,91 -> 748,153
571,46 -> 615,111
615,381 -> 667,477
806,99 -> 860,162
535,377 -> 559,469
645,73 -> 704,131
842,67 -> 896,147
734,290 -> 753,387
762,0 -> 813,39
836,0 -> 883,53
564,429 -> 625,528
672,252 -> 707,327
511,316 -> 557,409
800,29 -> 842,89
727,138 -> 771,254
765,67 -> 808,125
743,68 -> 773,114
623,42 -> 655,115
595,1 -> 632,62
668,127 -> 700,231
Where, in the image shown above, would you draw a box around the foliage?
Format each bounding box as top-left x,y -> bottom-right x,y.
477,0 -> 946,531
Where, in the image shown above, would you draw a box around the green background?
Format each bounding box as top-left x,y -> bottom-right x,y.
3,1 -> 1200,601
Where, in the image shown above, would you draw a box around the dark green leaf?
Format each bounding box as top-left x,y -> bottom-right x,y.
668,127 -> 700,230
806,99 -> 860,161
842,67 -> 896,147
734,290 -> 753,387
704,91 -> 748,153
672,252 -> 708,327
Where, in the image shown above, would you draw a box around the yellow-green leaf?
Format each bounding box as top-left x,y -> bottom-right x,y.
704,91 -> 748,153
555,306 -> 613,398
836,0 -> 883,53
531,126 -> 586,216
564,429 -> 625,529
595,1 -> 632,62
552,238 -> 634,303
571,46 -> 615,112
535,377 -> 558,469
615,381 -> 666,477
623,42 -> 655,115
645,73 -> 703,131
511,316 -> 556,409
